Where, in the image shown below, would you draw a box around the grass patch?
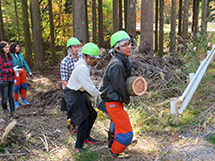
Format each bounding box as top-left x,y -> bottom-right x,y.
73,149 -> 99,161
0,144 -> 5,153
206,134 -> 215,144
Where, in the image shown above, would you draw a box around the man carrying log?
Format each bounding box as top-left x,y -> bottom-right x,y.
60,37 -> 82,133
97,30 -> 133,159
62,43 -> 100,152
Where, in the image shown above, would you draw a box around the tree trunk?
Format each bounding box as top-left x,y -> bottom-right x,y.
21,0 -> 33,69
14,0 -> 21,48
182,0 -> 189,41
192,0 -> 200,35
155,0 -> 159,52
206,0 -> 210,30
126,0 -> 136,38
124,0 -> 127,30
192,0 -> 196,33
31,0 -> 45,70
194,0 -> 200,34
92,0 -> 97,43
48,0 -> 56,66
201,0 -> 208,33
73,0 -> 87,44
159,0 -> 164,55
113,0 -> 119,33
0,0 -> 5,41
178,0 -> 183,36
85,0 -> 89,42
139,0 -> 153,56
98,0 -> 104,47
119,0 -> 122,30
170,0 -> 177,53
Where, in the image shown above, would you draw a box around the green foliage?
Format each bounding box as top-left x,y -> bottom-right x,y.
208,1 -> 215,21
180,32 -> 213,74
0,144 -> 5,153
206,134 -> 215,144
2,0 -> 24,43
1,0 -> 215,66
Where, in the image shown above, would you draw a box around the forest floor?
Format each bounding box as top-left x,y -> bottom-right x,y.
0,60 -> 215,161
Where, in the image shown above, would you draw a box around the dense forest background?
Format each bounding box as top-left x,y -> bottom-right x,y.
0,0 -> 214,70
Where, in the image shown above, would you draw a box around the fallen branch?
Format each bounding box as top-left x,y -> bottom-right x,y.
159,147 -> 170,160
0,153 -> 26,157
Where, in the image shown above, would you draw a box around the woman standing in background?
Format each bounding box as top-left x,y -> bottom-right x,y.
0,41 -> 18,119
10,42 -> 32,108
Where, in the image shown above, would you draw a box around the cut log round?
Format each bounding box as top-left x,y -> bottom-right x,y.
126,76 -> 147,96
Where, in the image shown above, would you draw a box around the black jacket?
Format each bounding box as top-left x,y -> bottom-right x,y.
62,88 -> 92,126
97,52 -> 132,112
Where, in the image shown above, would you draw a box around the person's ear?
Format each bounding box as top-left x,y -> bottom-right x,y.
82,54 -> 86,59
114,46 -> 120,52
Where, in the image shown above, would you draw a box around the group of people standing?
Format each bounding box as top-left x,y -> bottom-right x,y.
61,30 -> 133,159
0,41 -> 32,120
0,30 -> 133,159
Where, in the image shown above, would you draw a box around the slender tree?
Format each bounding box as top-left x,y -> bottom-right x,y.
124,0 -> 127,30
182,0 -> 189,40
155,0 -> 159,52
0,0 -> 5,41
170,0 -> 177,52
119,0 -> 122,30
73,0 -> 87,43
92,0 -> 97,43
85,0 -> 89,42
192,0 -> 200,34
178,0 -> 183,36
48,0 -> 56,66
159,0 -> 164,54
113,0 -> 119,33
21,0 -> 33,68
201,0 -> 208,33
14,0 -> 21,47
31,0 -> 45,70
139,0 -> 153,56
98,0 -> 104,47
126,0 -> 136,38
192,0 -> 196,33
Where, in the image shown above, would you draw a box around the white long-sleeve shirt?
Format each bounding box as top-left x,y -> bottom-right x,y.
67,59 -> 98,98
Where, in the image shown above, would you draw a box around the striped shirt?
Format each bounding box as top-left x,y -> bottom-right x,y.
0,56 -> 15,81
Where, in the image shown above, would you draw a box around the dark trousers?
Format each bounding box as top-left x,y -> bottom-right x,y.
0,81 -> 15,113
75,105 -> 97,148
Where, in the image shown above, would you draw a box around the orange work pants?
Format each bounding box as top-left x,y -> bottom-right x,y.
106,101 -> 133,154
14,68 -> 28,101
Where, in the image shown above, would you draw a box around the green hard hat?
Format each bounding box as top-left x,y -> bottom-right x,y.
110,30 -> 130,48
66,38 -> 80,48
82,42 -> 100,58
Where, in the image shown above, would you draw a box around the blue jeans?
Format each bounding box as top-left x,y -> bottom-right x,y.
75,105 -> 97,148
0,80 -> 15,113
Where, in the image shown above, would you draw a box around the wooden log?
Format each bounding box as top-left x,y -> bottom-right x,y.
126,76 -> 147,96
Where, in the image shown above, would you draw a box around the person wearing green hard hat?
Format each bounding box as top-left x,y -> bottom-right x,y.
97,30 -> 133,159
60,37 -> 82,134
61,42 -> 100,152
61,37 -> 82,89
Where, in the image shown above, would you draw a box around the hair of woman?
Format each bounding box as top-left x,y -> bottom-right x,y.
10,42 -> 19,54
0,41 -> 13,61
